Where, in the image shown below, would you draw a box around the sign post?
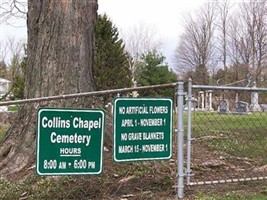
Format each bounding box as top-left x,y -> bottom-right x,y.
113,98 -> 173,162
36,108 -> 105,175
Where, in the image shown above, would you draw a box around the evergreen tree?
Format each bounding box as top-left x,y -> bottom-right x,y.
12,56 -> 26,99
0,60 -> 7,78
0,55 -> 23,100
93,14 -> 131,92
136,51 -> 176,97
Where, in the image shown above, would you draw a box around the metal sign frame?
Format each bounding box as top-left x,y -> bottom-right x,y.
113,97 -> 173,162
36,108 -> 105,175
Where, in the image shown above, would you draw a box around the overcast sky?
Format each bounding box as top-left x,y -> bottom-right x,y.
0,0 -> 205,66
98,0 -> 205,68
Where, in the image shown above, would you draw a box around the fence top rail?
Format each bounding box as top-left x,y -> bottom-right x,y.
192,84 -> 267,92
0,82 -> 178,106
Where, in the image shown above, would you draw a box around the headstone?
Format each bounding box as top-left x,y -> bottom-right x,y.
132,81 -> 139,97
192,97 -> 198,110
199,91 -> 204,110
260,104 -> 267,112
235,93 -> 239,103
235,101 -> 249,114
250,82 -> 262,112
205,91 -> 208,110
184,97 -> 197,111
205,90 -> 214,111
218,99 -> 229,114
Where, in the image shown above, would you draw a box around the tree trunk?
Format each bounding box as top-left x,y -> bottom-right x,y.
0,0 -> 98,176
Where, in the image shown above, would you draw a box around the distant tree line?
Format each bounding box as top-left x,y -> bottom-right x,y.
174,0 -> 267,87
94,14 -> 176,99
0,14 -> 176,100
1,0 -> 266,102
0,38 -> 25,99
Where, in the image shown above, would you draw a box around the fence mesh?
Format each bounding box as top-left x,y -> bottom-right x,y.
1,82 -> 267,198
0,84 -> 179,199
188,86 -> 267,186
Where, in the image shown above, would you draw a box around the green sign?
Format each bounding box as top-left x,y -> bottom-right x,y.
113,98 -> 173,162
36,108 -> 105,175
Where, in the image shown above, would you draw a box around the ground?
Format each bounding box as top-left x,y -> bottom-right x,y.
1,112 -> 267,199
1,141 -> 266,200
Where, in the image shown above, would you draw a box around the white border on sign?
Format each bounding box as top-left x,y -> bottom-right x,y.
36,108 -> 105,176
113,97 -> 173,162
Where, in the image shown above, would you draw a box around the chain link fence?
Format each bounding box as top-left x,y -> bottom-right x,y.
186,81 -> 267,187
1,80 -> 267,198
0,83 -> 178,199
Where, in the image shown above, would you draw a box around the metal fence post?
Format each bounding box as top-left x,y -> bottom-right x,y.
177,79 -> 184,198
186,78 -> 192,185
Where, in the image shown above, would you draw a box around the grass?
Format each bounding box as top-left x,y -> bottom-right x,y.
0,176 -> 76,200
7,105 -> 20,111
0,160 -> 175,199
192,112 -> 267,132
189,112 -> 267,164
0,175 -> 266,199
0,111 -> 266,199
195,191 -> 267,200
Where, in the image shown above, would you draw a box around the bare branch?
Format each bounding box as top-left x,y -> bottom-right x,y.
0,0 -> 27,23
120,22 -> 163,82
174,2 -> 217,74
0,40 -> 9,61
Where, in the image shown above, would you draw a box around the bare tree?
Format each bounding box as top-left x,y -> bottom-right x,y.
223,0 -> 267,83
0,40 -> 9,63
239,0 -> 267,82
6,36 -> 24,61
0,37 -> 25,100
0,37 -> 25,64
120,23 -> 162,83
0,0 -> 98,176
0,0 -> 27,69
174,2 -> 217,84
216,0 -> 232,71
0,0 -> 27,23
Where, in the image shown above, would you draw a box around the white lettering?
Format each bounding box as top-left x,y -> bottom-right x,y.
121,119 -> 134,127
60,147 -> 81,155
128,132 -> 142,140
118,145 -> 133,153
125,106 -> 149,114
42,117 -> 48,128
140,118 -> 163,126
50,132 -> 91,146
50,132 -> 57,143
73,117 -> 101,131
41,117 -> 70,128
142,144 -> 165,152
149,106 -> 168,114
143,132 -> 164,140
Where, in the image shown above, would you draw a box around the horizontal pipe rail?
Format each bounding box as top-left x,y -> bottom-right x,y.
192,85 -> 267,92
0,82 -> 178,106
188,176 -> 267,186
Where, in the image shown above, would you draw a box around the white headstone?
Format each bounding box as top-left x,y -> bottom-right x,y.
250,82 -> 262,112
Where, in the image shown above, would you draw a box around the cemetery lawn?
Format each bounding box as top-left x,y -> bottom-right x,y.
0,111 -> 266,199
190,112 -> 267,164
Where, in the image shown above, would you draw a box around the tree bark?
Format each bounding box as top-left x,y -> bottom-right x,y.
0,0 -> 98,176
